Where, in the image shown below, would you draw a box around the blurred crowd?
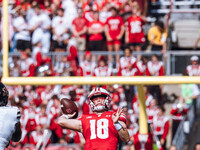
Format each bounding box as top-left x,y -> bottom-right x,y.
0,0 -> 200,149
0,0 -> 168,77
6,54 -> 200,150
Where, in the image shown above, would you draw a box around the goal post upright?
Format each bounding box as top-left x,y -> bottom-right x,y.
2,0 -> 9,78
137,85 -> 148,134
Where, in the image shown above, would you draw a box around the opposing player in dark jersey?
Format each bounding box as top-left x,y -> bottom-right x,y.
0,82 -> 21,149
58,87 -> 130,150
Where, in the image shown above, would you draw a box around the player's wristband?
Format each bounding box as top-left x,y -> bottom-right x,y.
62,114 -> 69,119
114,122 -> 123,131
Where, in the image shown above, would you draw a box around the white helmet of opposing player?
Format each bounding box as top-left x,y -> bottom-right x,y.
88,87 -> 111,112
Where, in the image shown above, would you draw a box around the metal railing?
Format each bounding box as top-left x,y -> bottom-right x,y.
1,50 -> 200,76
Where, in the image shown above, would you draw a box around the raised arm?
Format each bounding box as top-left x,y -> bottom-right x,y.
112,108 -> 130,142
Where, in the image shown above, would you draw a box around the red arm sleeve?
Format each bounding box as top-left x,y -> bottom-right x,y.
146,67 -> 151,76
117,65 -> 122,76
68,46 -> 78,61
28,64 -> 35,76
170,108 -> 178,115
159,65 -> 164,76
119,113 -> 127,124
161,120 -> 169,140
36,52 -> 43,67
29,135 -> 36,145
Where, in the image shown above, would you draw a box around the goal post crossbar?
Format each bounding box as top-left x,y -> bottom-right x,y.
2,76 -> 200,85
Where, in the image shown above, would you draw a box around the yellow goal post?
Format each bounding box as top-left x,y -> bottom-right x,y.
3,0 -> 200,135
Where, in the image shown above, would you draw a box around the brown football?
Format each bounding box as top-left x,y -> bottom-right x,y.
60,98 -> 78,118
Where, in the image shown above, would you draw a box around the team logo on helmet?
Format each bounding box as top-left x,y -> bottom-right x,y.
2,87 -> 8,97
0,83 -> 9,106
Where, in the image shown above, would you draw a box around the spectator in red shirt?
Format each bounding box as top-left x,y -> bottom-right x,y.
152,106 -> 169,150
118,47 -> 137,109
87,11 -> 104,51
80,51 -> 96,77
186,55 -> 200,76
105,7 -> 125,64
136,55 -> 148,76
94,55 -> 112,77
170,99 -> 188,139
146,55 -> 164,76
72,8 -> 87,52
20,52 -> 36,77
125,2 -> 146,60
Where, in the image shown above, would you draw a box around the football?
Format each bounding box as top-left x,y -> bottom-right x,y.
60,98 -> 78,118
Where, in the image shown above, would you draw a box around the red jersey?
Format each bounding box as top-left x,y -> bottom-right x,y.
94,66 -> 112,77
120,68 -> 138,76
136,60 -> 147,76
72,17 -> 87,39
79,111 -> 126,150
127,16 -> 145,43
152,116 -> 169,140
118,56 -> 137,76
134,133 -> 153,150
105,16 -> 124,40
80,60 -> 96,76
170,104 -> 188,121
88,21 -> 104,41
146,106 -> 159,124
20,58 -> 36,77
146,61 -> 164,76
186,64 -> 200,76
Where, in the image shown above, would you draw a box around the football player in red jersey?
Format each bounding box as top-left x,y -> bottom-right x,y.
58,87 -> 130,150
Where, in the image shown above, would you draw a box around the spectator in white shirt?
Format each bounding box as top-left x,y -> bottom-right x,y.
62,0 -> 78,29
13,9 -> 31,53
52,8 -> 70,52
29,5 -> 51,53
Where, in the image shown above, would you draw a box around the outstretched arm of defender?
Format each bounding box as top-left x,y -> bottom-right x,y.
57,113 -> 82,132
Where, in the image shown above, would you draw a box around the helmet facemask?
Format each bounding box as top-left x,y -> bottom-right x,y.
90,96 -> 110,112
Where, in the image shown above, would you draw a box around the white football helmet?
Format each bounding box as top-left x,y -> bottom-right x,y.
88,87 -> 111,112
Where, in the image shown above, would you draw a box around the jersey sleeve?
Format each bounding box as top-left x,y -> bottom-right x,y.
16,108 -> 21,122
77,114 -> 85,121
119,113 -> 127,124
